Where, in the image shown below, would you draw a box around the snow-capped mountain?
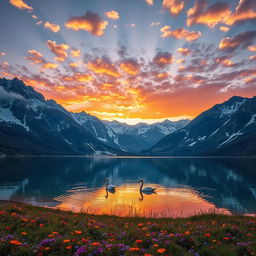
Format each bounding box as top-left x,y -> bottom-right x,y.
146,96 -> 256,156
0,78 -> 123,155
71,112 -> 124,150
105,119 -> 190,152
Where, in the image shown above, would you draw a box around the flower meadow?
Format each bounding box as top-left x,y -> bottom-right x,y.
0,202 -> 255,256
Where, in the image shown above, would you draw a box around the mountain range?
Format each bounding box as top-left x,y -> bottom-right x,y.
0,78 -> 255,156
145,96 -> 256,156
0,78 -> 188,155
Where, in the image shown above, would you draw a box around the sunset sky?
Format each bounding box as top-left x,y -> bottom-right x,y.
0,0 -> 256,124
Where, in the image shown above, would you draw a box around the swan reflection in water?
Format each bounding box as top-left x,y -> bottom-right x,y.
105,178 -> 116,198
138,179 -> 157,200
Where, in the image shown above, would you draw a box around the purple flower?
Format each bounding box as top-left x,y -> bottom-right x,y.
75,246 -> 87,256
4,234 -> 14,240
38,238 -> 55,247
236,242 -> 252,246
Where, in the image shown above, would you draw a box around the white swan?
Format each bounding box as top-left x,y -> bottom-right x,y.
105,178 -> 116,193
139,179 -> 157,194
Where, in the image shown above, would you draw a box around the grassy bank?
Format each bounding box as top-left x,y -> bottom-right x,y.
0,202 -> 255,256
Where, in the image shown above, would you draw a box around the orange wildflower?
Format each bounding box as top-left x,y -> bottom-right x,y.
129,247 -> 140,251
137,223 -> 143,227
63,239 -> 71,243
185,231 -> 190,235
153,244 -> 159,247
66,245 -> 72,250
135,239 -> 143,243
52,232 -> 58,235
44,247 -> 50,250
10,240 -> 22,245
74,230 -> 82,234
39,223 -> 44,228
144,254 -> 152,256
91,242 -> 100,246
21,232 -> 27,235
157,248 -> 166,253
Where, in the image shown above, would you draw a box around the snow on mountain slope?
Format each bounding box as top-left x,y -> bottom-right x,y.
105,119 -> 190,152
146,96 -> 256,156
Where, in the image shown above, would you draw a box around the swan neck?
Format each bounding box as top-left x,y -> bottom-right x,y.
139,180 -> 143,191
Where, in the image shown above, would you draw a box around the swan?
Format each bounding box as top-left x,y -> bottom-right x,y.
139,179 -> 157,194
105,178 -> 116,193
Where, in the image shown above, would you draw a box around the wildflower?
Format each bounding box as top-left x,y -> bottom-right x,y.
44,247 -> 50,250
66,245 -> 72,250
63,239 -> 71,243
10,240 -> 22,245
74,230 -> 82,234
144,254 -> 152,256
39,223 -> 44,228
185,231 -> 190,235
21,232 -> 27,235
135,239 -> 143,243
157,248 -> 166,253
52,232 -> 58,235
153,244 -> 159,247
223,237 -> 230,240
129,247 -> 140,251
205,233 -> 211,237
91,242 -> 100,246
137,223 -> 143,227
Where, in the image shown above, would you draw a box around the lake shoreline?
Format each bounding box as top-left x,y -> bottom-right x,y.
0,201 -> 255,255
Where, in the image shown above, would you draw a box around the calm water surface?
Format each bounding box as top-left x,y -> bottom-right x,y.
0,157 -> 256,217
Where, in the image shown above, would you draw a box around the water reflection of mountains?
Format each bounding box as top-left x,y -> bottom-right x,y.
0,157 -> 255,214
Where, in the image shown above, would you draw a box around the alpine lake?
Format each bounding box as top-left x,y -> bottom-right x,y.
0,156 -> 256,218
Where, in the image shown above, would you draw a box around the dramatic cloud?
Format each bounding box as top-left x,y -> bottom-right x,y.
225,0 -> 256,26
42,63 -> 58,70
9,0 -> 33,11
65,11 -> 108,36
163,0 -> 185,16
71,49 -> 81,58
160,26 -> 201,41
44,21 -> 60,33
105,10 -> 120,20
219,31 -> 256,52
219,26 -> 230,32
87,58 -> 120,78
248,45 -> 256,51
215,57 -> 235,67
187,0 -> 230,28
153,52 -> 174,67
120,59 -> 140,75
47,40 -> 69,62
146,0 -> 154,5
25,50 -> 46,64
177,48 -> 192,55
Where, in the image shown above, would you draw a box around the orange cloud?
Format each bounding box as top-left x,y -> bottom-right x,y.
105,10 -> 120,20
25,50 -> 45,64
219,26 -> 230,32
47,40 -> 69,62
153,52 -> 174,67
32,14 -> 37,19
160,26 -> 201,41
9,0 -> 33,11
225,0 -> 256,26
62,73 -> 93,83
187,0 -> 230,28
176,58 -> 185,64
120,59 -> 140,75
163,0 -> 185,16
219,31 -> 256,52
42,63 -> 58,69
248,45 -> 256,51
87,58 -> 120,78
71,49 -> 81,58
65,11 -> 108,36
146,0 -> 154,5
44,21 -> 60,33
215,57 -> 234,67
177,48 -> 192,55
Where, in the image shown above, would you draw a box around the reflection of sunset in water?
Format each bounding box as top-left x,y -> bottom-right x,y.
55,184 -> 230,217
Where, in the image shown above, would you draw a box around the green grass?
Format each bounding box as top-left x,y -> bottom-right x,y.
0,201 -> 255,255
